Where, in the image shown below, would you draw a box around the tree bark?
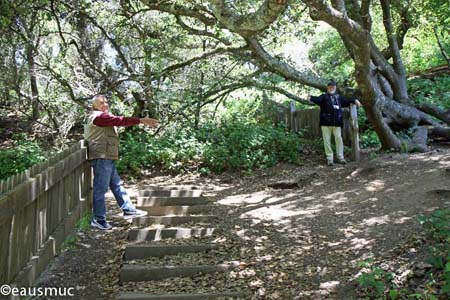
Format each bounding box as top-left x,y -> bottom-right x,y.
138,0 -> 450,152
27,45 -> 40,120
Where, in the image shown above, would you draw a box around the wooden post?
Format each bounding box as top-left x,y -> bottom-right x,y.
350,104 -> 360,162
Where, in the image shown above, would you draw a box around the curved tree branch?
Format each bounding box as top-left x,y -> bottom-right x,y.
175,15 -> 231,45
246,37 -> 327,90
415,103 -> 450,124
151,45 -> 249,80
208,0 -> 292,37
140,0 -> 216,26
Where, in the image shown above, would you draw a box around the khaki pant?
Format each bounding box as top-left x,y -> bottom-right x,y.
321,126 -> 344,162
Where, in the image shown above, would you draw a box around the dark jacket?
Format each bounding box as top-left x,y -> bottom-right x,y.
310,93 -> 356,127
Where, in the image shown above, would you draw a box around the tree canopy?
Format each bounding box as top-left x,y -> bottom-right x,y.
0,0 -> 449,150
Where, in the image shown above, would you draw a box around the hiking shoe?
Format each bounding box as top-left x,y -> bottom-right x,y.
91,219 -> 112,230
123,208 -> 148,217
337,159 -> 347,164
327,161 -> 334,166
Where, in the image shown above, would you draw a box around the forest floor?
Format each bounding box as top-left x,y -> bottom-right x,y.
32,142 -> 450,300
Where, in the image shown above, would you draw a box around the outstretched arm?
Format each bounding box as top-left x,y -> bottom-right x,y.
93,112 -> 158,127
340,95 -> 361,108
309,94 -> 323,105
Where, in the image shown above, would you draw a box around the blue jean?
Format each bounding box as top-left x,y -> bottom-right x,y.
91,159 -> 135,221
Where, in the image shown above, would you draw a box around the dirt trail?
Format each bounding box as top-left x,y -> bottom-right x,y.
32,146 -> 450,300
141,146 -> 450,299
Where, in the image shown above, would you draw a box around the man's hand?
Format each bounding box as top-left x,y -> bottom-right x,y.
140,118 -> 159,127
354,100 -> 362,107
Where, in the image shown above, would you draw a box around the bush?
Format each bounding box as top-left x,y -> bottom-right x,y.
418,209 -> 450,294
409,75 -> 450,110
361,129 -> 381,149
0,134 -> 46,180
116,121 -> 302,176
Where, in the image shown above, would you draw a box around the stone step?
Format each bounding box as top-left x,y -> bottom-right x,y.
128,227 -> 216,242
116,292 -> 248,300
120,264 -> 234,282
124,244 -> 219,260
140,185 -> 201,191
132,215 -> 217,226
139,190 -> 203,197
137,197 -> 211,207
135,205 -> 214,216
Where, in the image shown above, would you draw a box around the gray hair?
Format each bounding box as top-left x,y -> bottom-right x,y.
92,94 -> 107,110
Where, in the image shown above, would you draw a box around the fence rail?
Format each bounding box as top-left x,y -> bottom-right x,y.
264,99 -> 360,161
0,140 -> 92,292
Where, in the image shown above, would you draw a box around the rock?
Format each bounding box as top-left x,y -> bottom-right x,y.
413,269 -> 425,278
416,262 -> 433,270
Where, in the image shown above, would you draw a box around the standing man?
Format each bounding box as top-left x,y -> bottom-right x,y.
84,94 -> 158,230
308,81 -> 361,166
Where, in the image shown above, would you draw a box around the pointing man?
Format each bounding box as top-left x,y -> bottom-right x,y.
84,94 -> 158,230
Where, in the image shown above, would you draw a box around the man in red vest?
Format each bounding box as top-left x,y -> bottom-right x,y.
84,94 -> 158,230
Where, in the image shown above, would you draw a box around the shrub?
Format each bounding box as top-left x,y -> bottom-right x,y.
116,121 -> 302,176
0,134 -> 45,180
361,129 -> 381,149
418,209 -> 450,294
408,75 -> 450,110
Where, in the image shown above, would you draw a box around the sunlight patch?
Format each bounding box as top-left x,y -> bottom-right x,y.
319,280 -> 340,290
350,237 -> 374,250
240,204 -> 321,222
362,215 -> 390,226
365,179 -> 385,192
393,216 -> 412,224
217,191 -> 290,206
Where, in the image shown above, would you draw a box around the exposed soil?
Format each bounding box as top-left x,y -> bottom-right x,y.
31,144 -> 450,300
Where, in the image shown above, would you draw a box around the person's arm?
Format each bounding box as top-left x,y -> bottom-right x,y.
93,112 -> 140,127
309,94 -> 323,105
340,95 -> 360,107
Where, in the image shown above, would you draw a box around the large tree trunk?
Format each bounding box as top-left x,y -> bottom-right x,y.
301,0 -> 449,151
139,0 -> 450,152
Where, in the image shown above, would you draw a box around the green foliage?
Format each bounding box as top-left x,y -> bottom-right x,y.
357,108 -> 381,149
77,212 -> 92,231
419,209 -> 450,245
308,29 -> 355,83
356,210 -> 450,299
198,121 -> 301,172
117,120 -> 302,177
62,235 -> 77,249
402,37 -> 448,73
357,259 -> 395,299
361,130 -> 381,149
416,209 -> 450,296
0,134 -> 46,180
409,76 -> 450,110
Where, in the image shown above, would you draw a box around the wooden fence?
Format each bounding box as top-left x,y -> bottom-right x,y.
0,140 -> 92,291
264,99 -> 360,161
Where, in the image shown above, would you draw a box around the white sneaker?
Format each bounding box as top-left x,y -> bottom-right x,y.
123,208 -> 148,217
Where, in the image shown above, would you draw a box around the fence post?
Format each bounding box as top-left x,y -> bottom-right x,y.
350,104 -> 361,162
